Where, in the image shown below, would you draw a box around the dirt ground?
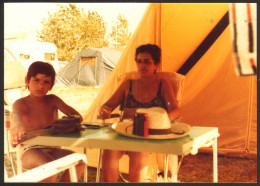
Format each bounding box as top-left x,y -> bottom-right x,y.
4,152 -> 257,182
4,86 -> 257,183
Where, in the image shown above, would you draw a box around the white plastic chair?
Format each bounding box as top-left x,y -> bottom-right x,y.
5,153 -> 88,182
4,88 -> 27,175
4,107 -> 21,176
96,71 -> 185,182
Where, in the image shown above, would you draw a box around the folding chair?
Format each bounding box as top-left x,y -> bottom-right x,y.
5,153 -> 88,182
4,87 -> 27,175
4,107 -> 21,176
96,71 -> 185,182
4,98 -> 82,179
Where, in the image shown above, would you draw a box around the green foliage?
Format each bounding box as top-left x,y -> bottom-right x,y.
37,3 -> 108,61
109,13 -> 132,48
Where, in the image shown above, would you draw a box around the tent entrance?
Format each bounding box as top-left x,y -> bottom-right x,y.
80,56 -> 98,85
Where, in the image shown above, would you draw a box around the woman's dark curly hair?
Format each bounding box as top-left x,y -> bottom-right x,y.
135,44 -> 161,65
26,61 -> 56,88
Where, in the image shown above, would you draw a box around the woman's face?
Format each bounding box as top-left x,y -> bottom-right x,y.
136,52 -> 158,77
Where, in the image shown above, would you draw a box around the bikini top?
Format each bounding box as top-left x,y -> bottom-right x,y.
121,79 -> 167,111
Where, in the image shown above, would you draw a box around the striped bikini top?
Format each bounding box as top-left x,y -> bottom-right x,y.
121,79 -> 167,111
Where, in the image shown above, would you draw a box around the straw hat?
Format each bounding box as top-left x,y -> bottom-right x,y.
111,107 -> 191,140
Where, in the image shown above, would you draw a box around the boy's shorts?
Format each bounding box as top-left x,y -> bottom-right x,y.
20,144 -> 60,155
20,144 -> 66,179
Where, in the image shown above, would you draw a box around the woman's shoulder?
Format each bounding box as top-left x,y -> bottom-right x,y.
158,76 -> 171,86
116,78 -> 135,94
158,77 -> 174,93
121,78 -> 133,87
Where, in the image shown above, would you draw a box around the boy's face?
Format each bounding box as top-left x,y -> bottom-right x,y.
26,74 -> 52,98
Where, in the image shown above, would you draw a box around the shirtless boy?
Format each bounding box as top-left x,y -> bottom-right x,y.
10,61 -> 85,182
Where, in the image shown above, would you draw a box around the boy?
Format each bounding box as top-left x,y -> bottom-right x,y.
10,61 -> 85,182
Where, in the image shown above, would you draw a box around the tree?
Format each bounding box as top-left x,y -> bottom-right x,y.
109,13 -> 131,48
38,3 -> 108,61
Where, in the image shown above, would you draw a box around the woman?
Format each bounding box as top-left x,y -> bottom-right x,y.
99,44 -> 180,182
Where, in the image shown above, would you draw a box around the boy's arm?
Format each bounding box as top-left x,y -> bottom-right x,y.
10,100 -> 28,146
51,95 -> 83,122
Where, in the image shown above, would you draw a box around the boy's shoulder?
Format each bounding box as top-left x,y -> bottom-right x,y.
45,94 -> 58,99
45,94 -> 63,103
12,96 -> 29,110
14,96 -> 28,104
13,94 -> 59,104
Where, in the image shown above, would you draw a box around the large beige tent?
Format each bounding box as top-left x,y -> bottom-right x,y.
84,3 -> 257,158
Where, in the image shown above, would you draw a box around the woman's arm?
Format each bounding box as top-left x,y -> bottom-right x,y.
161,78 -> 180,121
99,79 -> 130,119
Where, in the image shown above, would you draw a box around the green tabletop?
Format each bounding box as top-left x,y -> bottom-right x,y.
22,126 -> 219,155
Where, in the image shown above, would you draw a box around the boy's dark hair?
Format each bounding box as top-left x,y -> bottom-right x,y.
27,61 -> 56,88
135,44 -> 161,65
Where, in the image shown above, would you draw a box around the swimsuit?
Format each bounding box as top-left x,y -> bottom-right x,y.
122,79 -> 167,111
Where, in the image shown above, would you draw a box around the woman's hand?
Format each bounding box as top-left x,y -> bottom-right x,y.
10,126 -> 26,146
99,105 -> 113,119
121,108 -> 137,120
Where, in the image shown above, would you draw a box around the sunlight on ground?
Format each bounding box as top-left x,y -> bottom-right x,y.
49,86 -> 100,118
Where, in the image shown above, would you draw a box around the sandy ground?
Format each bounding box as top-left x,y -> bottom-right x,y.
49,86 -> 100,118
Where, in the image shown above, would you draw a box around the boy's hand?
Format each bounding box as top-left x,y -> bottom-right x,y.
10,126 -> 26,146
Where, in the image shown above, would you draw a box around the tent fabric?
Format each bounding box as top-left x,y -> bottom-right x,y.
83,3 -> 257,157
57,48 -> 122,87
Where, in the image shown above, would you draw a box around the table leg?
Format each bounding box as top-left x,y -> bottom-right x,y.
213,137 -> 218,182
164,154 -> 169,182
83,151 -> 88,182
96,149 -> 102,182
169,154 -> 178,182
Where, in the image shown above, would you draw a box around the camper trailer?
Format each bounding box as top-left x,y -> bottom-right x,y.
5,39 -> 59,72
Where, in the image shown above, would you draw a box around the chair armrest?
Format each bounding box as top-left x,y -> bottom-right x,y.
5,153 -> 87,182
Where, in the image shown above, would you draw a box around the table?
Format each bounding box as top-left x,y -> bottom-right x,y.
22,126 -> 219,182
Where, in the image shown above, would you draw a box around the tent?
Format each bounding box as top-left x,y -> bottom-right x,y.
57,48 -> 122,87
84,3 -> 257,158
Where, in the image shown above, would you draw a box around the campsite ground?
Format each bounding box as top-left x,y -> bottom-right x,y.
4,152 -> 257,182
4,86 -> 257,183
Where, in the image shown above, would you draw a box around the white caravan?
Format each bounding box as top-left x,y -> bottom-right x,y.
5,39 -> 60,72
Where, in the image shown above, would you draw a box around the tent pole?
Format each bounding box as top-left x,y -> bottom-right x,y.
245,76 -> 254,153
